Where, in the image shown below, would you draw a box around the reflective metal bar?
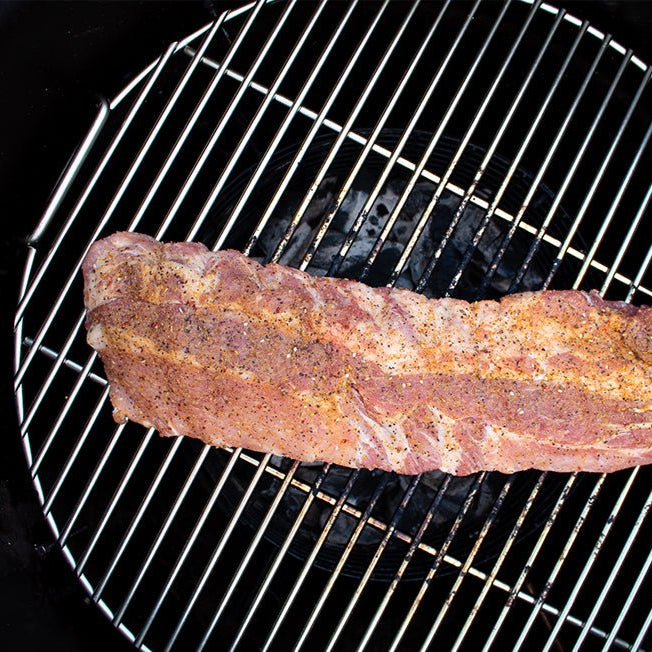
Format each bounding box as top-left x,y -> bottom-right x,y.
197,461 -> 300,650
481,474 -> 579,651
21,337 -> 107,386
203,0 -> 359,251
572,116 -> 652,289
396,2 -> 563,291
18,310 -> 84,435
153,0 -> 295,239
83,436 -> 185,583
420,480 -> 513,649
510,474 -> 608,651
109,445 -> 212,624
127,14 -> 232,230
373,0 -> 547,287
328,0 -> 486,277
573,483 -> 652,651
475,22 -> 603,297
357,476 -> 453,652
451,473 -> 547,652
229,464 -> 332,650
42,387 -> 110,514
389,474 -> 485,652
611,546 -> 652,652
260,469 -> 360,651
540,469 -> 640,651
59,422 -> 145,548
14,42 -> 178,386
28,346 -> 96,474
260,0 -> 427,264
301,1 -> 452,271
324,476 -> 422,652
294,474 -> 391,651
163,453 -> 273,651
627,238 -> 652,301
510,48 -> 633,292
544,65 -> 652,287
134,448 -> 242,647
600,179 -> 652,295
26,99 -> 110,246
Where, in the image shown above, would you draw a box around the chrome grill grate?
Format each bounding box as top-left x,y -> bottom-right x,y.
13,1 -> 652,650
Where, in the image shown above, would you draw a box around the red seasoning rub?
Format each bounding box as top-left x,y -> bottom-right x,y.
83,232 -> 652,476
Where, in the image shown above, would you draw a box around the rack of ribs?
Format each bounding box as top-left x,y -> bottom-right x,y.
82,232 -> 652,475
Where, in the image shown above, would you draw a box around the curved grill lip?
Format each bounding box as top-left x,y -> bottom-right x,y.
13,0 -> 652,650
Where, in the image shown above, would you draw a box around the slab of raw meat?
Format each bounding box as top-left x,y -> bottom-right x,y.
83,232 -> 652,475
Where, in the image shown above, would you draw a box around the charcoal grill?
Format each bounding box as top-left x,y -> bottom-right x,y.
12,0 -> 652,650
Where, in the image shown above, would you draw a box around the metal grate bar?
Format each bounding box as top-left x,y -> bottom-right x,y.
613,548 -> 652,651
25,99 -> 110,247
509,47 -> 634,292
110,443 -> 211,622
572,115 -> 652,289
388,474 -> 486,652
163,453 -> 274,650
191,51 -> 652,298
260,468 -> 361,651
539,468 -> 641,651
511,474 -> 609,651
572,484 -> 652,651
14,246 -> 36,433
481,474 -> 579,651
600,179 -> 652,295
291,0 -> 453,274
228,463 -> 333,650
19,311 -> 89,447
294,474 -> 391,650
323,475 -> 422,652
28,342 -> 96,474
451,472 -> 548,651
263,0 -> 432,265
475,21 -> 603,297
59,422 -> 140,548
138,3 -> 273,236
41,387 -> 111,514
21,337 -> 107,386
86,436 -> 185,586
178,0 -> 332,244
398,3 -> 567,293
196,461 -> 302,650
544,65 -> 652,287
420,480 -> 514,649
192,0 -> 356,249
362,0 -> 543,285
357,475 -> 454,652
95,443 -> 213,601
14,41 -> 178,387
157,0 -> 303,241
134,447 -> 243,647
328,0 -> 488,277
445,20 -> 590,296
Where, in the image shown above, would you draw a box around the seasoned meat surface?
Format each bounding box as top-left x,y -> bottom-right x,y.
83,232 -> 652,475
